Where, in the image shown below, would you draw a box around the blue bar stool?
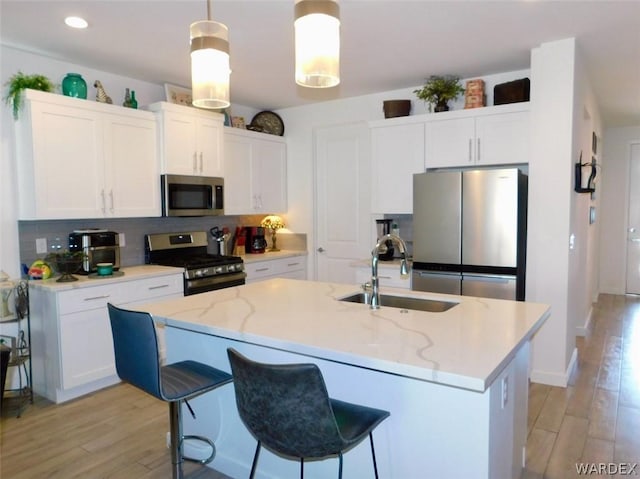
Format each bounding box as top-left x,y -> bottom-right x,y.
227,348 -> 390,479
108,304 -> 232,479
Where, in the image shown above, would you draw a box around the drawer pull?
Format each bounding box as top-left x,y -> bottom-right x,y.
255,267 -> 270,272
149,284 -> 169,290
287,263 -> 300,267
83,295 -> 110,301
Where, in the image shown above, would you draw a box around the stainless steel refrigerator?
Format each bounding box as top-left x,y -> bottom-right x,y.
411,168 -> 528,301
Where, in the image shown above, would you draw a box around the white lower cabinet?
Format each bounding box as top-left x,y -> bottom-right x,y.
355,263 -> 411,290
30,271 -> 183,403
245,256 -> 307,283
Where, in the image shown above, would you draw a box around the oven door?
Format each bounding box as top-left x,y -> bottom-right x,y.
184,271 -> 247,296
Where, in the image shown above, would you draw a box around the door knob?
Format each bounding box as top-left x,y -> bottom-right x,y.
317,247 -> 325,253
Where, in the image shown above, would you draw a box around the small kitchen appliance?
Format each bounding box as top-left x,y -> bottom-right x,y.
161,174 -> 224,217
145,231 -> 245,296
68,229 -> 120,275
244,227 -> 268,254
375,219 -> 395,261
210,226 -> 231,256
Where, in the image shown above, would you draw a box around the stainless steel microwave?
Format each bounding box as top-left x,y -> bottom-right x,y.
161,174 -> 224,217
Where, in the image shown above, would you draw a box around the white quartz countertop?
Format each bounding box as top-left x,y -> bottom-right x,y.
240,250 -> 307,264
135,278 -> 549,392
28,265 -> 184,292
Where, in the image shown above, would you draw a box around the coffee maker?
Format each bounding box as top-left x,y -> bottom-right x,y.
244,227 -> 268,254
375,219 -> 394,261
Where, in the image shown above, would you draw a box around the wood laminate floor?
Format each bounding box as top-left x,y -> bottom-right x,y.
523,294 -> 640,478
1,293 -> 639,478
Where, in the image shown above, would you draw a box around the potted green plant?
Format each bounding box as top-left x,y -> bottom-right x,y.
4,71 -> 54,119
414,75 -> 465,112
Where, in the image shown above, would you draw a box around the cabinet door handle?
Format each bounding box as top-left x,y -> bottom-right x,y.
468,139 -> 473,162
258,195 -> 263,209
109,189 -> 114,213
477,138 -> 481,163
83,295 -> 110,301
101,189 -> 106,213
199,152 -> 203,174
193,152 -> 198,173
149,284 -> 169,290
317,247 -> 325,253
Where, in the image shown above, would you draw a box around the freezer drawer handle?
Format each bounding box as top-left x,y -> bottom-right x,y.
462,275 -> 514,283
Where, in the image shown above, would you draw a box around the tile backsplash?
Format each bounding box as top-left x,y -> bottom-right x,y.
18,214 -> 300,270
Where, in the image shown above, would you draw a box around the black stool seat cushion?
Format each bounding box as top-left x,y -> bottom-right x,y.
161,360 -> 233,401
330,398 -> 390,446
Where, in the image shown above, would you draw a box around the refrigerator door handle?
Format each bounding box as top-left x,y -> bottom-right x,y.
462,273 -> 514,283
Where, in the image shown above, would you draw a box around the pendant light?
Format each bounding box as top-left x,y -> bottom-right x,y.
294,0 -> 340,88
190,0 -> 230,109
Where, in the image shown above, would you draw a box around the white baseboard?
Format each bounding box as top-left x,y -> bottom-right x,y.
576,306 -> 593,337
529,347 -> 578,387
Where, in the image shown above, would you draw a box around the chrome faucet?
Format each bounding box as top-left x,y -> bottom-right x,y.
368,233 -> 409,309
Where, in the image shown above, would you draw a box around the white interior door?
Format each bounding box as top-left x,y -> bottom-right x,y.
626,143 -> 640,294
314,122 -> 370,284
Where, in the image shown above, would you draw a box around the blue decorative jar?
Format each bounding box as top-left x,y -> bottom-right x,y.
62,73 -> 87,99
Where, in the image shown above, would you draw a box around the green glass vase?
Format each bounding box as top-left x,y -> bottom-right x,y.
62,73 -> 87,99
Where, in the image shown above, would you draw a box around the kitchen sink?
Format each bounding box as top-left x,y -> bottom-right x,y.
339,292 -> 458,312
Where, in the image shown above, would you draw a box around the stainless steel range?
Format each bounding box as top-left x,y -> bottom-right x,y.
145,231 -> 245,296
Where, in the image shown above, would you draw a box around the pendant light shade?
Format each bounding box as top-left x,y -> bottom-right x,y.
190,1 -> 230,109
294,0 -> 340,88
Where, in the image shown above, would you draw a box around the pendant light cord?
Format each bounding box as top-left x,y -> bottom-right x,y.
207,0 -> 212,21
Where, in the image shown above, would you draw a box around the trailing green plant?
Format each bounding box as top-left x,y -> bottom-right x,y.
414,75 -> 465,112
4,71 -> 54,119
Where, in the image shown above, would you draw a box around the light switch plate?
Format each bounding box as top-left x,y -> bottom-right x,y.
36,238 -> 47,254
119,232 -> 126,247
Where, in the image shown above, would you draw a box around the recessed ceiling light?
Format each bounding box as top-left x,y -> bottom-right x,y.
64,16 -> 88,29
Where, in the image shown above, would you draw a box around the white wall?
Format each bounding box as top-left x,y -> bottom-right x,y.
567,45 -> 603,338
599,126 -> 640,293
527,39 -> 578,386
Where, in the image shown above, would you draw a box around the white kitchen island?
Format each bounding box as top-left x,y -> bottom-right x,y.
136,278 -> 549,479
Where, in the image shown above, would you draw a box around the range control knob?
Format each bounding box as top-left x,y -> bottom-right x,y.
227,264 -> 236,272
214,266 -> 223,274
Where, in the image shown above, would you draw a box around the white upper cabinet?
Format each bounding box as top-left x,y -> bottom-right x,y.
370,121 -> 425,214
224,128 -> 287,215
15,90 -> 159,220
149,101 -> 224,177
425,104 -> 530,169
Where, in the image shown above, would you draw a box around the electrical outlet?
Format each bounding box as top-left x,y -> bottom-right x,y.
119,232 -> 126,247
36,238 -> 47,254
501,376 -> 508,409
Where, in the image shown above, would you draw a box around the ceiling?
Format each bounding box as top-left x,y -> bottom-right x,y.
1,1 -> 639,127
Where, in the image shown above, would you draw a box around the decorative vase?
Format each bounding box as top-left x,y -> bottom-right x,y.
122,88 -> 132,107
62,73 -> 87,99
